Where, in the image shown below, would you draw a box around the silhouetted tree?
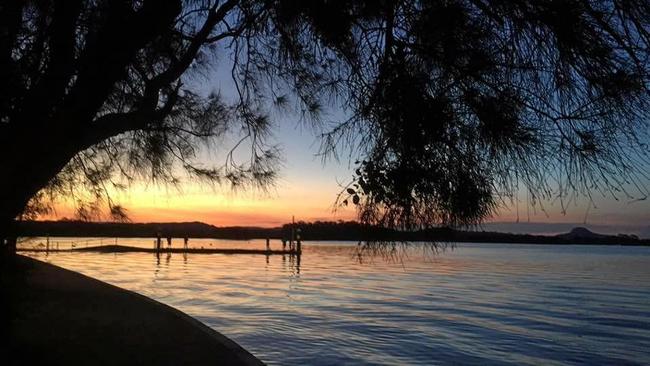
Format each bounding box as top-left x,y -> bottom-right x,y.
323,0 -> 650,230
1,1 -> 649,245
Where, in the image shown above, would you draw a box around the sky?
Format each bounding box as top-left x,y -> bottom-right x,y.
46,113 -> 650,236
43,55 -> 650,236
47,118 -> 359,227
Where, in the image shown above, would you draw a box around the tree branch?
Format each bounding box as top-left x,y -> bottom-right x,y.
150,0 -> 239,89
61,0 -> 182,127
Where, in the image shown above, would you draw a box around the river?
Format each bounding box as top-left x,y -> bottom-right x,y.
21,239 -> 650,365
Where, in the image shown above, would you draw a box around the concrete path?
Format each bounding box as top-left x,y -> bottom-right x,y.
2,255 -> 263,365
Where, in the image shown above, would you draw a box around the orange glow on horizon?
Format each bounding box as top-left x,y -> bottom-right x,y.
40,180 -> 357,227
37,176 -> 650,228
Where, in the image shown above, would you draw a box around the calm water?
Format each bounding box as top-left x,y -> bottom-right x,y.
21,239 -> 650,365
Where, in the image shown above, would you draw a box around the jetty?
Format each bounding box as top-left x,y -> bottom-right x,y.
18,244 -> 300,255
18,219 -> 305,255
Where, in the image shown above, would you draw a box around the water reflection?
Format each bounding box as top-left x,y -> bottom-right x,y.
353,240 -> 452,264
22,241 -> 650,366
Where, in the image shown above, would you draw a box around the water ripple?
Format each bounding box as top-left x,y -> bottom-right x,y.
23,240 -> 650,365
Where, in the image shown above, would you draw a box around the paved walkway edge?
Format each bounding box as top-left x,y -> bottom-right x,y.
10,255 -> 264,366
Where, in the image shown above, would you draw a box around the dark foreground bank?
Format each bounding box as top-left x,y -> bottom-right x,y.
1,255 -> 263,366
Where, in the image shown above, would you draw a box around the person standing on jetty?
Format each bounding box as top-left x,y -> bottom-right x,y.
183,237 -> 189,249
166,236 -> 172,249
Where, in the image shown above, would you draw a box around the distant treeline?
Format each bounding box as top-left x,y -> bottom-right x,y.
16,220 -> 281,240
15,220 -> 650,245
285,221 -> 649,245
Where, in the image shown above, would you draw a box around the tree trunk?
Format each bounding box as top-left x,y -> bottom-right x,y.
0,126 -> 85,254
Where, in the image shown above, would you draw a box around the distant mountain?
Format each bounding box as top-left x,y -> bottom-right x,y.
555,227 -> 608,240
14,220 -> 650,245
480,222 -> 650,238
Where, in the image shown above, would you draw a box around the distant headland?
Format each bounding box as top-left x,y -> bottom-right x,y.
14,220 -> 650,245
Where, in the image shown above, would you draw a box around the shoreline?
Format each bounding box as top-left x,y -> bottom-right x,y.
3,255 -> 263,366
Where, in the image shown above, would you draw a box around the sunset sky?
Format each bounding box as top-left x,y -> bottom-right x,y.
47,115 -> 650,234
45,59 -> 650,235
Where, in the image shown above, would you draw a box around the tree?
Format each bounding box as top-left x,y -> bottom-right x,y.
1,0 -> 649,245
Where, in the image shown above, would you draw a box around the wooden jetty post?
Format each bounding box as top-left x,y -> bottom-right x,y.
296,228 -> 302,253
290,215 -> 295,250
